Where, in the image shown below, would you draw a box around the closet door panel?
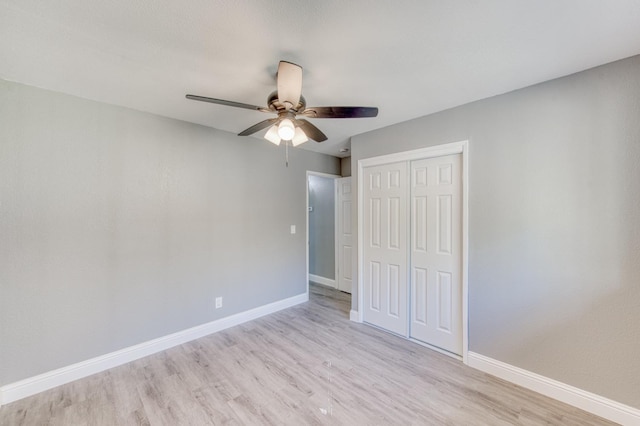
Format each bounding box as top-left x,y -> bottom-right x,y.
409,154 -> 462,355
363,162 -> 408,336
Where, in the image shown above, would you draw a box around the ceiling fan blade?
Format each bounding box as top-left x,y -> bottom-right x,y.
295,119 -> 328,142
186,94 -> 270,112
301,106 -> 378,119
277,61 -> 303,110
238,118 -> 279,136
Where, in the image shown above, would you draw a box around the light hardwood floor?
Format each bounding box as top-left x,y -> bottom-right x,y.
0,284 -> 615,425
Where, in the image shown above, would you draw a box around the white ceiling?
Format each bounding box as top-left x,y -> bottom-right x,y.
2,1 -> 640,157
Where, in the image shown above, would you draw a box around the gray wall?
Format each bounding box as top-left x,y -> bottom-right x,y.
308,175 -> 335,280
340,156 -> 351,177
351,55 -> 640,408
0,79 -> 340,385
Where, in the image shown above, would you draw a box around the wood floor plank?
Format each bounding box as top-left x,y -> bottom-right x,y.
0,283 -> 616,425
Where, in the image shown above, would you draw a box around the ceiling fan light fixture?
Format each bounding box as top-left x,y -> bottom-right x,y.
291,127 -> 309,146
277,118 -> 295,140
264,125 -> 281,145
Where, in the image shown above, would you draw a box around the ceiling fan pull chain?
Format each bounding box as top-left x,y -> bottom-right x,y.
285,140 -> 289,168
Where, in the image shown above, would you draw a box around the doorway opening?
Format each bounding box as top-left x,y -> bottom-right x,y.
307,172 -> 339,289
306,169 -> 354,297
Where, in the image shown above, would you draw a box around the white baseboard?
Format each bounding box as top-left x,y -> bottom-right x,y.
467,352 -> 640,425
350,310 -> 361,322
0,292 -> 308,407
309,274 -> 336,288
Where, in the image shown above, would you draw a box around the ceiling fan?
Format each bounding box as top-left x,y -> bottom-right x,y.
186,61 -> 378,147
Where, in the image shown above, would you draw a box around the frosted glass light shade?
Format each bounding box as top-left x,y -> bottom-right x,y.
291,127 -> 308,146
264,125 -> 281,145
277,118 -> 295,140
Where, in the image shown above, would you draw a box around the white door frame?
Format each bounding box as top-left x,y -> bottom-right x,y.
306,171 -> 341,296
357,140 -> 470,364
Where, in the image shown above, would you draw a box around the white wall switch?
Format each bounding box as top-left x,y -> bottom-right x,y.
215,297 -> 222,309
290,225 -> 296,234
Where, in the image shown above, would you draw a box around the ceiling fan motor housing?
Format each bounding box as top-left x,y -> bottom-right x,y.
267,91 -> 306,113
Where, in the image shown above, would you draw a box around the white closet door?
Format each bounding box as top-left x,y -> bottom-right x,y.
337,177 -> 353,293
363,162 -> 408,336
409,154 -> 462,355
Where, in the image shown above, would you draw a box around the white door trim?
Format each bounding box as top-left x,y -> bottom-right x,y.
306,171 -> 341,296
357,140 -> 470,364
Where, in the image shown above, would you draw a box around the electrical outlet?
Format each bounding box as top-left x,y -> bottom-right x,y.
215,297 -> 222,309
